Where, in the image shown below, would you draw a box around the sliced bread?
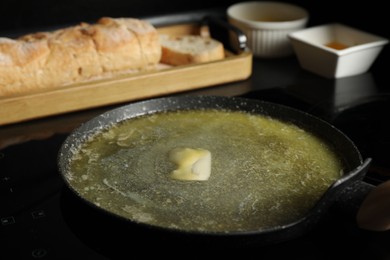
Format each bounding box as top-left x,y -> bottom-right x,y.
159,34 -> 225,66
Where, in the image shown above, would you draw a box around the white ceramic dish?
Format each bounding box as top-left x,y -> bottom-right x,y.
227,1 -> 309,58
288,23 -> 389,78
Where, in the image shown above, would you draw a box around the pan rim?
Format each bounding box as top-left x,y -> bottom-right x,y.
57,95 -> 366,239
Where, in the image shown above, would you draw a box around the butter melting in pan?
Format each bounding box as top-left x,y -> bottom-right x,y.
66,109 -> 344,233
168,147 -> 211,181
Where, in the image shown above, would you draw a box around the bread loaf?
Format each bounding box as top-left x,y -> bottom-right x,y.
0,17 -> 161,97
159,34 -> 225,66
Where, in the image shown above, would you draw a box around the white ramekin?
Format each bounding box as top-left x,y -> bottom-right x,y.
227,1 -> 309,58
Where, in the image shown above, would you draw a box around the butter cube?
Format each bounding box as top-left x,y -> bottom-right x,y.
168,148 -> 211,181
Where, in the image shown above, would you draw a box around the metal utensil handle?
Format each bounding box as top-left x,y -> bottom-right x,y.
203,15 -> 248,54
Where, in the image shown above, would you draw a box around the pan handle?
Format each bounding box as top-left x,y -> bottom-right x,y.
356,180 -> 390,231
333,162 -> 390,231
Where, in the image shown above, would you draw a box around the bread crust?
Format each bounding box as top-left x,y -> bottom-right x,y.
0,17 -> 161,97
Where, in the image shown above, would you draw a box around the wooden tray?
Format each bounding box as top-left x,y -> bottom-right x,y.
0,23 -> 252,126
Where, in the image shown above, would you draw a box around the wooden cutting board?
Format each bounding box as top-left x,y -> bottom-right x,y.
0,23 -> 252,126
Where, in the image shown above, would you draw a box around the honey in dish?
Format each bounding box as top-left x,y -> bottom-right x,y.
325,41 -> 350,50
67,109 -> 344,233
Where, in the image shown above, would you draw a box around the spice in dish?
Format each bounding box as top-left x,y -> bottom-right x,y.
325,41 -> 350,50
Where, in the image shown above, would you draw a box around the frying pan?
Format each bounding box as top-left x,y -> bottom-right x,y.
57,95 -> 384,247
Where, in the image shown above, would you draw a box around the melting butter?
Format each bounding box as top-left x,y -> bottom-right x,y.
168,148 -> 211,181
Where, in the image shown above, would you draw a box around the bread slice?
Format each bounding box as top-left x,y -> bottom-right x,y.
159,34 -> 224,66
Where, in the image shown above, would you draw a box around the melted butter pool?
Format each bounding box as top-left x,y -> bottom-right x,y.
67,109 -> 344,233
